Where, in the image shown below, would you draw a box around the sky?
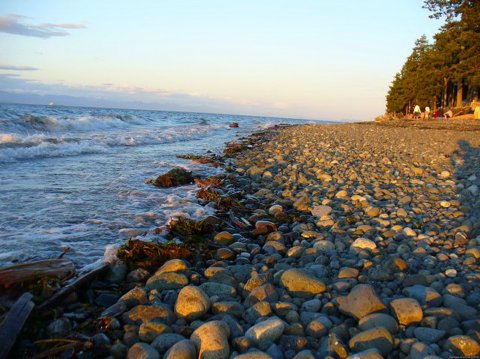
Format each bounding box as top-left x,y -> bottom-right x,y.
0,1 -> 443,121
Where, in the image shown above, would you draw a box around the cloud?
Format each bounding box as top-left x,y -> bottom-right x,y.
0,75 -> 352,120
0,14 -> 86,38
0,64 -> 39,71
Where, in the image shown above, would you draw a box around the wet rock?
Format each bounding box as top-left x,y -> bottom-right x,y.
245,317 -> 286,350
212,301 -> 244,317
348,327 -> 394,356
245,283 -> 279,306
403,285 -> 442,307
337,284 -> 386,320
200,282 -> 237,299
120,287 -> 148,307
146,272 -> 189,291
346,348 -> 384,359
311,205 -> 333,218
214,231 -> 235,246
253,221 -> 278,235
191,320 -> 230,359
306,318 -> 329,338
111,342 -> 128,359
91,333 -> 111,356
268,205 -> 284,216
149,168 -> 194,187
358,313 -> 398,334
413,327 -> 445,344
390,298 -> 423,326
127,268 -> 150,282
292,349 -> 315,359
164,339 -> 197,359
127,343 -> 159,359
351,238 -> 376,250
245,302 -> 272,324
280,269 -> 326,298
338,267 -> 359,279
235,352 -> 273,359
156,259 -> 189,274
139,320 -> 171,342
124,304 -> 174,325
444,335 -> 480,356
47,318 -> 71,337
151,333 -> 186,354
409,342 -> 437,359
175,286 -> 210,321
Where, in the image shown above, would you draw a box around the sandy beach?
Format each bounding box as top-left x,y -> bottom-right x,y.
10,121 -> 480,358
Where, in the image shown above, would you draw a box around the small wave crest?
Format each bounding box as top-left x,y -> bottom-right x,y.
0,122 -> 227,162
0,112 -> 148,134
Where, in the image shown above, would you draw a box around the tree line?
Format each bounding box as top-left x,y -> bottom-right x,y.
386,0 -> 480,115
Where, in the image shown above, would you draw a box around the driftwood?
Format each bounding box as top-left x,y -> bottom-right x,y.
0,292 -> 35,359
32,341 -> 85,359
0,259 -> 75,289
37,262 -> 109,311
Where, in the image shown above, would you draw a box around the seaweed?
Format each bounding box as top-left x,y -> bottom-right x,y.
194,175 -> 224,188
196,188 -> 222,201
116,240 -> 192,271
176,154 -> 222,167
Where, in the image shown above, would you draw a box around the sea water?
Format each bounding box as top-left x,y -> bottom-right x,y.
0,104 -> 318,267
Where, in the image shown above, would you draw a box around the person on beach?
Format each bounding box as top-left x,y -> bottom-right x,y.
425,106 -> 431,120
413,105 -> 421,119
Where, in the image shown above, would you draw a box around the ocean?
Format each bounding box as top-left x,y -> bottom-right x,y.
0,103 -> 319,268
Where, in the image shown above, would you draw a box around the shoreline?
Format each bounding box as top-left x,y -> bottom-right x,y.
5,122 -> 480,358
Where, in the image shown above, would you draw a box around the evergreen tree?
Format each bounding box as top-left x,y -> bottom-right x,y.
385,0 -> 480,115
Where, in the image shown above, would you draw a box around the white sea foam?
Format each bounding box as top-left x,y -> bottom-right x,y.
0,123 -> 224,162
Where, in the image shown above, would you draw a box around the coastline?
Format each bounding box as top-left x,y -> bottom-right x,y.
7,121 -> 480,358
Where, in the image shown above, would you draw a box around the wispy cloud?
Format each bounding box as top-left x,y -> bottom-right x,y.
0,14 -> 86,38
0,64 -> 39,71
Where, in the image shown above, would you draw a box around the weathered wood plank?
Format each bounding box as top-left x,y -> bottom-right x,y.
0,292 -> 35,359
0,259 -> 75,288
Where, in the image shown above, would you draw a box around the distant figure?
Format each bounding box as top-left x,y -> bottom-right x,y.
445,109 -> 453,119
413,105 -> 421,119
425,106 -> 431,120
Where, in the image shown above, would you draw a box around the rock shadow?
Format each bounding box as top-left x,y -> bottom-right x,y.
452,140 -> 480,238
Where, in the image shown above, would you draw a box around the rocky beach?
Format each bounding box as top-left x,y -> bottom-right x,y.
6,121 -> 480,359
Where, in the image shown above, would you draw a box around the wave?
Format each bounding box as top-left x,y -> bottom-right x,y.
3,113 -> 146,133
0,123 -> 227,162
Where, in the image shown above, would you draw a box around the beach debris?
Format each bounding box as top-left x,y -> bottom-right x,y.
176,154 -> 222,167
37,262 -> 109,310
224,141 -> 246,157
0,292 -> 35,359
194,175 -> 224,188
145,168 -> 194,187
117,240 -> 192,271
0,259 -> 75,290
196,187 -> 222,202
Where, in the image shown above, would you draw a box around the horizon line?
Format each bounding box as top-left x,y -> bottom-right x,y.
0,100 -> 353,123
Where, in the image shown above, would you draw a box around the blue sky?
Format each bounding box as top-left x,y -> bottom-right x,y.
0,1 -> 442,120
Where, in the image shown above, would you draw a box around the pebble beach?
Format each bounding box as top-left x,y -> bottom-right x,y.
14,121 -> 480,359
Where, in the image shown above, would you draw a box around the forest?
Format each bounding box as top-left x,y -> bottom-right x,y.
386,0 -> 480,115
